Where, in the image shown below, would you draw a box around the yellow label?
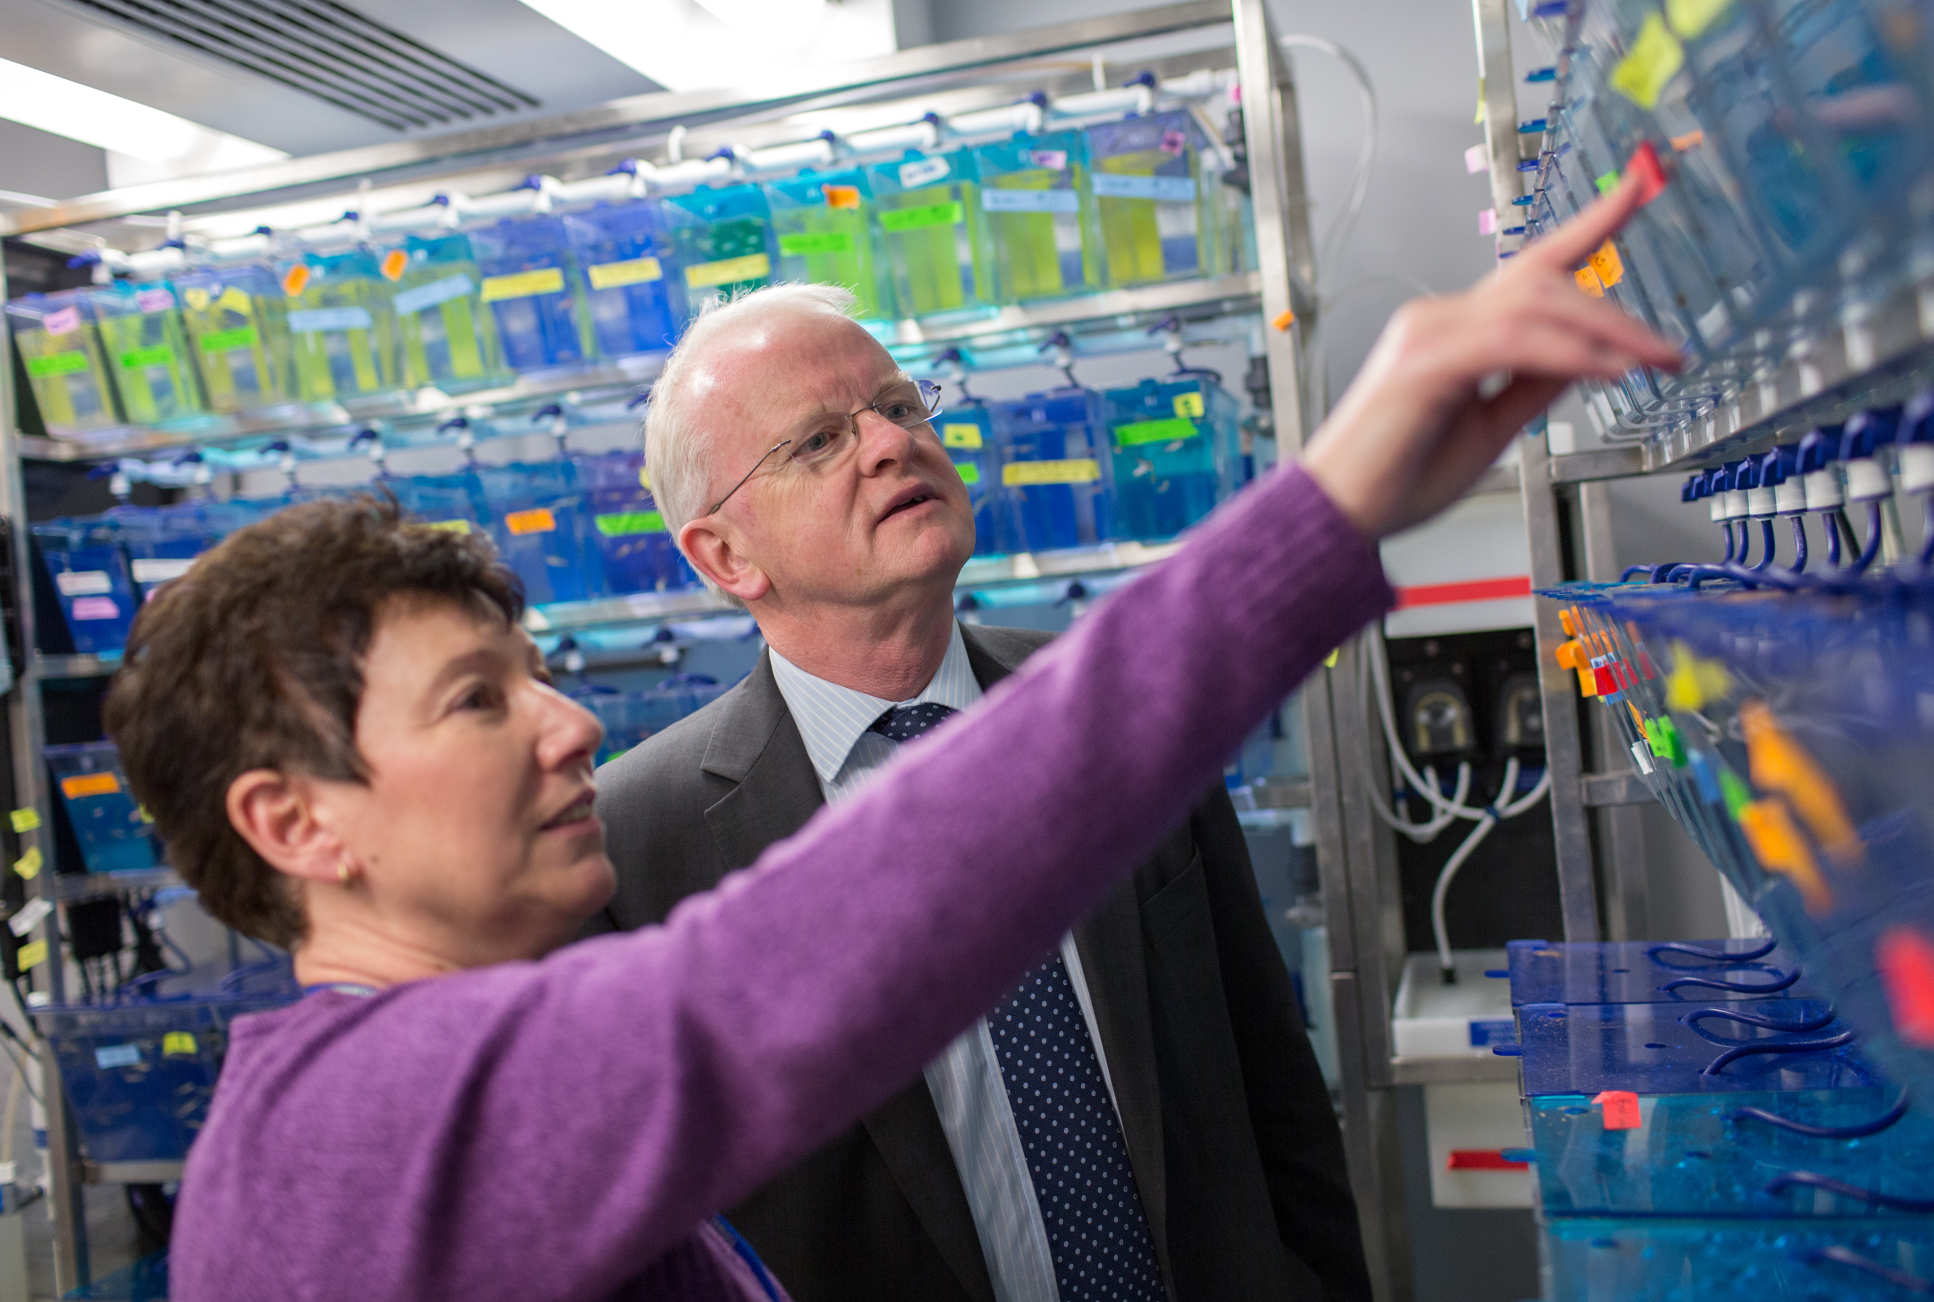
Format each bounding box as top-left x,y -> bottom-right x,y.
480,268 -> 566,302
218,287 -> 253,315
183,287 -> 211,311
137,804 -> 154,823
1667,0 -> 1732,38
1590,239 -> 1626,288
1610,14 -> 1684,110
1004,459 -> 1101,487
684,253 -> 771,290
505,507 -> 557,536
587,257 -> 664,290
942,423 -> 984,450
1173,392 -> 1205,419
1325,648 -> 1340,669
638,466 -> 652,490
12,847 -> 42,881
380,249 -> 409,281
61,772 -> 121,799
419,519 -> 471,534
163,1032 -> 198,1057
1574,265 -> 1605,297
281,264 -> 311,297
16,940 -> 46,970
9,808 -> 40,834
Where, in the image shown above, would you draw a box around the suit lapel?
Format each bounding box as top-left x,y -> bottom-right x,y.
703,652 -> 997,1302
961,626 -> 1172,1259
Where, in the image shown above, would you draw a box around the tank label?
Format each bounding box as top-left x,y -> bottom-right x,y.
982,188 -> 1079,214
1004,459 -> 1100,486
60,771 -> 120,799
481,268 -> 566,301
393,274 -> 475,314
942,423 -> 984,449
118,345 -> 176,372
25,352 -> 89,377
880,203 -> 963,233
684,254 -> 771,289
587,257 -> 664,290
899,157 -> 951,188
1092,173 -> 1198,203
54,570 -> 113,596
779,232 -> 855,257
1113,417 -> 1199,447
288,307 -> 373,333
595,511 -> 668,536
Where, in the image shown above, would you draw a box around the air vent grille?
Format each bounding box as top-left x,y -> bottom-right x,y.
61,0 -> 541,132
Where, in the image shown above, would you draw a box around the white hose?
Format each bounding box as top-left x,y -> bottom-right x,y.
1430,761 -> 1553,972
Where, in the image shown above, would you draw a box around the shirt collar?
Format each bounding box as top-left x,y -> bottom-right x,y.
769,622 -> 981,787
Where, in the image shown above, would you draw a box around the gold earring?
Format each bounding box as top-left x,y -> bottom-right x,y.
337,862 -> 354,887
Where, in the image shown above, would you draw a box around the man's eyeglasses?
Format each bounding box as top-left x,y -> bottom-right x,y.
707,378 -> 945,515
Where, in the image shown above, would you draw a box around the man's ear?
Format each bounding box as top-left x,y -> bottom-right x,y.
679,519 -> 771,604
226,769 -> 344,886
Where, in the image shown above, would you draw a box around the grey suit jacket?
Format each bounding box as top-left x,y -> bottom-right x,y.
588,623 -> 1370,1302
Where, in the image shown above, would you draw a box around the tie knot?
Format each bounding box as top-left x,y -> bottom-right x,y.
868,702 -> 957,742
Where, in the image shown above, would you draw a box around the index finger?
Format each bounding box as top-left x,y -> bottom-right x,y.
1524,156 -> 1656,269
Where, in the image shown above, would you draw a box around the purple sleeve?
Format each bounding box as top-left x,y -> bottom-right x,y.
178,462 -> 1393,1300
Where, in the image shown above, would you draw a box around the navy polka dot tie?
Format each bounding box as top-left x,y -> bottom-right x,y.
869,703 -> 1167,1302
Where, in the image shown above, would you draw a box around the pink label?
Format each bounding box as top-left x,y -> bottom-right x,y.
1029,149 -> 1068,171
70,596 -> 120,622
1477,208 -> 1499,235
1160,129 -> 1187,155
43,306 -> 80,336
1465,143 -> 1488,174
135,287 -> 175,313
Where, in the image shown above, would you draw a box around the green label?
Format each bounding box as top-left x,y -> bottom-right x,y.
595,510 -> 667,537
26,352 -> 89,378
1595,170 -> 1620,194
880,202 -> 964,233
118,345 -> 176,371
779,231 -> 856,256
198,326 -> 258,354
1113,417 -> 1200,447
953,461 -> 982,485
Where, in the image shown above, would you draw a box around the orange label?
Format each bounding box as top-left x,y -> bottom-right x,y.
61,771 -> 121,799
1590,240 -> 1625,288
1575,265 -> 1605,297
823,184 -> 861,210
380,249 -> 409,281
1592,1090 -> 1641,1130
1671,129 -> 1705,152
505,508 -> 557,536
282,263 -> 312,297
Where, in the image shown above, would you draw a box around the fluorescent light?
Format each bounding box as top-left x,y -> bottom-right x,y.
0,56 -> 284,166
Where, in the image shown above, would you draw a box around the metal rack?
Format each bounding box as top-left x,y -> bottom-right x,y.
1,3 -> 1471,1294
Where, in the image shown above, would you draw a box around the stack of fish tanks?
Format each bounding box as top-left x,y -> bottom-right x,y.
1487,0 -> 1934,1292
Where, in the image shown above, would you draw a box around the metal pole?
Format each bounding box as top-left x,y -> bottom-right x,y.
0,247 -> 87,1289
1578,481 -> 1648,939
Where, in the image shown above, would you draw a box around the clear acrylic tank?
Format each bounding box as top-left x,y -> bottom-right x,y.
868,149 -> 992,319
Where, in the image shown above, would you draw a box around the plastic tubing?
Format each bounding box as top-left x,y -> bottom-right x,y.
1766,1169 -> 1934,1213
1684,1004 -> 1836,1037
1701,1029 -> 1855,1076
1647,938 -> 1778,964
1661,967 -> 1802,996
1730,1089 -> 1909,1140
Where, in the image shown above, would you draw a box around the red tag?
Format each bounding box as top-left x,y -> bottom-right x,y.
1638,649 -> 1657,679
1593,1090 -> 1641,1130
1447,1149 -> 1529,1171
1627,141 -> 1666,205
1593,665 -> 1618,696
1877,926 -> 1934,1046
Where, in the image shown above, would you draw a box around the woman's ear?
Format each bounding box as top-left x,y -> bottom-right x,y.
679,520 -> 771,604
226,770 -> 342,885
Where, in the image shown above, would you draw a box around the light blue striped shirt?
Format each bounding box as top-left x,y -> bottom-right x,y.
769,623 -> 1124,1302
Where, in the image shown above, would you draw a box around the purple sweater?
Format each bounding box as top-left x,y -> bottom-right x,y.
171,462 -> 1392,1302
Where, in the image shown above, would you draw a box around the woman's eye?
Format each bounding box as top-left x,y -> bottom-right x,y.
456,684 -> 501,712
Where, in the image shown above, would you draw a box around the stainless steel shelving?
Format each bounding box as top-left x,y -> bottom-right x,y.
0,4 -> 1378,1295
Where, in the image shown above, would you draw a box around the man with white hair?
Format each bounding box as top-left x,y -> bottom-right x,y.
589,283 -> 1370,1302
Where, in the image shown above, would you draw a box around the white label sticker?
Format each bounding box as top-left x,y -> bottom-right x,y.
1090,173 -> 1198,202
898,156 -> 951,188
135,287 -> 176,313
43,306 -> 81,336
982,188 -> 1079,214
131,557 -> 196,585
94,1044 -> 142,1070
1029,149 -> 1069,170
9,897 -> 51,938
392,274 -> 474,316
288,307 -> 374,333
54,570 -> 112,597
